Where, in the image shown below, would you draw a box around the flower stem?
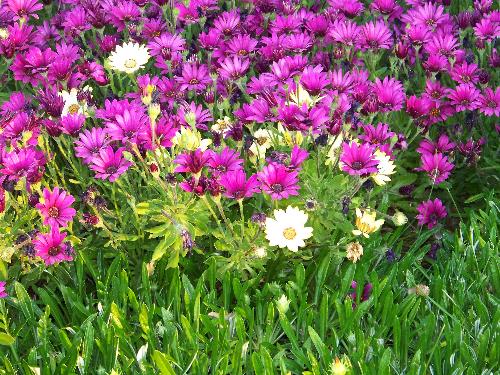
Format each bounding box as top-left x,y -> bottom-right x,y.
238,199 -> 245,240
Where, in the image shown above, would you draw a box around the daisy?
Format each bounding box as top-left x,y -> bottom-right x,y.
34,227 -> 73,266
417,153 -> 454,184
219,170 -> 260,200
478,88 -> 500,117
60,88 -> 88,117
90,147 -> 132,182
109,42 -> 150,74
372,150 -> 396,186
36,187 -> 76,228
416,198 -> 447,229
74,127 -> 109,164
346,242 -> 363,263
352,208 -> 384,238
340,142 -> 379,176
265,206 -> 313,252
258,163 -> 299,200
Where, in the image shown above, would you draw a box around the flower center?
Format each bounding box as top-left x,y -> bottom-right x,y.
48,207 -> 59,218
48,246 -> 61,256
238,49 -> 248,56
488,100 -> 496,108
68,103 -> 80,114
430,108 -> 440,117
106,166 -> 118,174
282,227 -> 297,240
124,58 -> 137,69
270,183 -> 283,193
352,161 -> 363,170
257,137 -> 268,145
189,78 -> 199,85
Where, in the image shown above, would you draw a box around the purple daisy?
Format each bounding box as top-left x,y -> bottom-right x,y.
340,142 -> 379,176
61,114 -> 85,136
416,134 -> 455,155
177,63 -> 212,92
0,281 -> 6,298
448,84 -> 481,112
416,198 -> 447,229
74,127 -> 109,164
7,0 -> 43,21
34,227 -> 73,266
207,147 -> 243,175
36,187 -> 76,228
417,153 -> 454,184
90,147 -> 132,182
174,149 -> 212,175
218,56 -> 250,80
219,170 -> 260,200
478,88 -> 500,117
257,163 -> 299,200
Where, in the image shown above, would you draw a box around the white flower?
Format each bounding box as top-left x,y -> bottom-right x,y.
352,208 -> 384,238
212,116 -> 233,137
249,128 -> 273,160
109,42 -> 150,74
60,88 -> 88,117
392,210 -> 408,226
371,150 -> 396,186
265,206 -> 313,252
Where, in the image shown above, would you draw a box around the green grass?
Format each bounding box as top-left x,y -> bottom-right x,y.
0,201 -> 498,374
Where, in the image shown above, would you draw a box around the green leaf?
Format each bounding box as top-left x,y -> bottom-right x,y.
0,333 -> 15,346
152,350 -> 176,375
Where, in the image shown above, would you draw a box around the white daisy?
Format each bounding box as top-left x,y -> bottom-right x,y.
60,88 -> 88,117
108,42 -> 150,74
265,206 -> 313,252
371,150 -> 396,186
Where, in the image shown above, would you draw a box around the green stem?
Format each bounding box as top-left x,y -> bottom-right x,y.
238,199 -> 245,240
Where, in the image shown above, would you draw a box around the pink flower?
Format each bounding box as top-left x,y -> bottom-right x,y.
416,134 -> 455,155
417,153 -> 454,184
34,227 -> 74,266
8,0 -> 43,21
174,149 -> 212,174
208,147 -> 243,175
340,142 -> 379,176
90,147 -> 132,182
478,88 -> 500,117
448,84 -> 481,112
0,281 -> 7,298
360,21 -> 393,50
258,163 -> 299,200
416,198 -> 447,229
219,170 -> 260,200
36,187 -> 76,228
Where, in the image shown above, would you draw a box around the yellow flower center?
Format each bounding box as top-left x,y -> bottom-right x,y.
124,58 -> 137,69
257,137 -> 268,146
283,227 -> 297,240
68,103 -> 80,114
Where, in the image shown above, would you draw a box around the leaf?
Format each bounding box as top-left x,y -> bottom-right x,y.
152,350 -> 176,375
0,333 -> 15,346
151,233 -> 177,262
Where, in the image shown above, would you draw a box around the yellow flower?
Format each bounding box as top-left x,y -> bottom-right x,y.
371,150 -> 396,186
352,208 -> 384,238
171,127 -> 211,151
141,84 -> 156,106
346,242 -> 363,263
330,358 -> 348,375
278,123 -> 304,147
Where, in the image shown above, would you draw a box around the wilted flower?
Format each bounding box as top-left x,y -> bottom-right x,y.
346,242 -> 363,263
408,284 -> 430,297
265,206 -> 313,252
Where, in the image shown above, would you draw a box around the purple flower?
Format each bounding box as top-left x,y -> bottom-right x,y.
416,134 -> 455,155
36,187 -> 76,228
34,227 -> 73,266
258,163 -> 299,200
417,153 -> 454,184
0,281 -> 6,298
74,128 -> 109,164
340,142 -> 379,176
289,145 -> 308,171
174,149 -> 212,175
360,21 -> 393,50
207,147 -> 243,175
177,63 -> 212,92
1,147 -> 45,182
105,108 -> 149,146
90,147 -> 132,182
416,198 -> 447,229
61,114 -> 85,136
8,0 -> 43,21
219,56 -> 250,80
373,77 -> 405,112
478,88 -> 500,117
448,84 -> 481,112
359,123 -> 395,145
219,170 -> 260,200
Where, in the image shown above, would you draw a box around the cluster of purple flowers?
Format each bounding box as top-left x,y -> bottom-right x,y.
0,0 -> 498,281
